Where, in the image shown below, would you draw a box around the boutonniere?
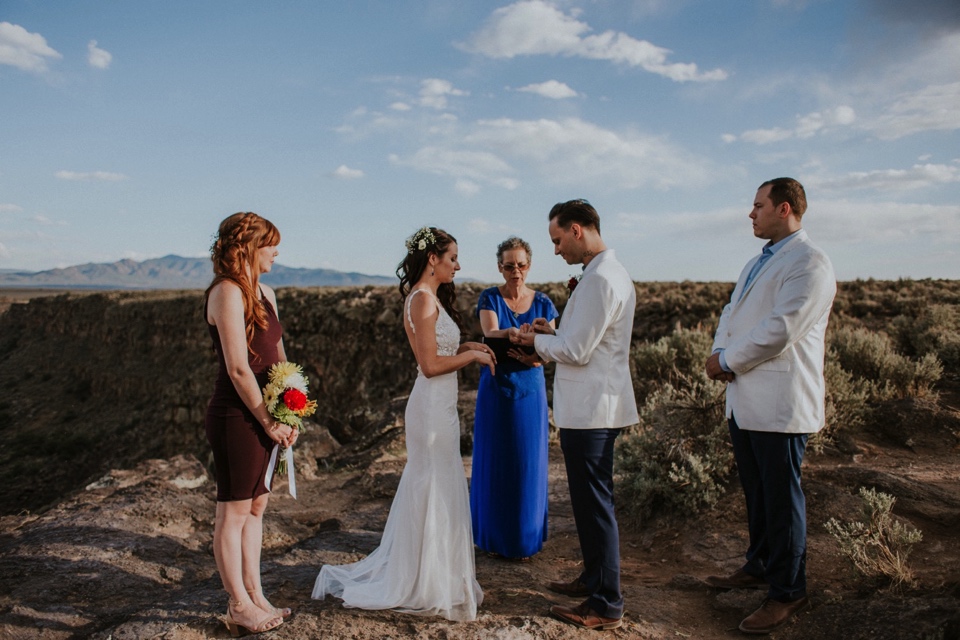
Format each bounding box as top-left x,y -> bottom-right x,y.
567,274 -> 581,292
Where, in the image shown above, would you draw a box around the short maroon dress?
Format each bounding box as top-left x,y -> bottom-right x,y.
205,294 -> 283,502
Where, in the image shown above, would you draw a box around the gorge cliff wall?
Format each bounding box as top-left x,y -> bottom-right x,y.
0,281 -> 737,515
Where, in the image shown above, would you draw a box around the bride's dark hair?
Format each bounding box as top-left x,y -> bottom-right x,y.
396,226 -> 463,331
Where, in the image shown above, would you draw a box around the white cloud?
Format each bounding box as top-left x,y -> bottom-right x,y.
0,203 -> 23,213
87,39 -> 112,69
460,0 -> 727,82
865,81 -> 960,140
0,241 -> 8,259
389,102 -> 412,111
813,199 -> 960,243
32,214 -> 54,226
738,127 -> 793,145
466,116 -> 715,190
805,163 -> 960,193
735,106 -> 856,144
0,22 -> 61,72
332,164 -> 364,180
390,147 -> 520,191
418,78 -> 468,110
455,179 -> 481,196
516,80 -> 578,99
55,170 -> 128,182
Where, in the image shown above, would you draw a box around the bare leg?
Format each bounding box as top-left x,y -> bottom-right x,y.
213,499 -> 282,632
241,493 -> 291,617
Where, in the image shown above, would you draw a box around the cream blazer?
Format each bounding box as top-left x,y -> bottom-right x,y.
534,250 -> 639,429
712,229 -> 836,434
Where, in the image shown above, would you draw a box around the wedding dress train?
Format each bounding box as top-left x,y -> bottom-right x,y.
312,289 -> 482,621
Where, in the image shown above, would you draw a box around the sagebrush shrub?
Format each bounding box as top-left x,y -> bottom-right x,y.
824,487 -> 923,590
630,327 -> 716,402
893,304 -> 960,372
816,358 -> 872,449
618,328 -> 731,523
828,326 -> 942,400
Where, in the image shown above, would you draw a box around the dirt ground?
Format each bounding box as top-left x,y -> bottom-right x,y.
1,389 -> 959,640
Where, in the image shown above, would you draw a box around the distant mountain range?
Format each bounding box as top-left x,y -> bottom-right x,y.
0,255 -> 395,289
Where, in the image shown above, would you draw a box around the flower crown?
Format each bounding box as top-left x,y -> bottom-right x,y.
405,226 -> 437,253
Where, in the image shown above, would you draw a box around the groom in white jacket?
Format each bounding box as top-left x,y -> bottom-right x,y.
511,199 -> 638,631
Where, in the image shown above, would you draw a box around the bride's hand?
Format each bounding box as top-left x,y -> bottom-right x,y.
459,341 -> 496,361
473,349 -> 496,375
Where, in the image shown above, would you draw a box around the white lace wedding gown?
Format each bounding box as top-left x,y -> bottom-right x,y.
312,289 -> 483,621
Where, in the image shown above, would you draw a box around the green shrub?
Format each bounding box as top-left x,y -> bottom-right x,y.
828,326 -> 942,400
893,304 -> 960,372
630,327 -> 716,402
824,487 -> 923,590
817,358 -> 872,449
617,381 -> 731,523
618,328 -> 732,523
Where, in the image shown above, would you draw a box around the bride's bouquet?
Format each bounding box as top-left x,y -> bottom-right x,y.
263,361 -> 317,474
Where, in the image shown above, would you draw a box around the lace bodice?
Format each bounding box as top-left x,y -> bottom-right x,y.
406,289 -> 460,357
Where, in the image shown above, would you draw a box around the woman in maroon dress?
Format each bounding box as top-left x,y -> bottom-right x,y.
204,212 -> 298,636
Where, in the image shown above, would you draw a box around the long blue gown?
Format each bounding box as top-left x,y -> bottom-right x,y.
470,287 -> 558,559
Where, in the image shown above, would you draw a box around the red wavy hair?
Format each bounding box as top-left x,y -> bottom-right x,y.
205,212 -> 281,353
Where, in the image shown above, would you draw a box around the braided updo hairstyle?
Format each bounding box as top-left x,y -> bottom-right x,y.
205,212 -> 281,352
396,226 -> 463,331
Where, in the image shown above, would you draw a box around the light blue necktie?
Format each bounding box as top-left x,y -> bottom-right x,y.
738,246 -> 773,301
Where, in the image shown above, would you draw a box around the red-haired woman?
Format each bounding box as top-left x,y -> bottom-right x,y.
204,212 -> 298,636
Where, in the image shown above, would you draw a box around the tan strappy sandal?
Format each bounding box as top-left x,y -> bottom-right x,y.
247,588 -> 292,618
224,599 -> 283,637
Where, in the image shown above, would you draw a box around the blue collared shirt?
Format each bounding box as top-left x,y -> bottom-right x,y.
718,231 -> 800,372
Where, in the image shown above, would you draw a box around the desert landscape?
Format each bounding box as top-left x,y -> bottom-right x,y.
0,280 -> 958,639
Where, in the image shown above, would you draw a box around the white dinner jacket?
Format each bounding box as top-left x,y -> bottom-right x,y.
534,250 -> 639,429
712,229 -> 836,434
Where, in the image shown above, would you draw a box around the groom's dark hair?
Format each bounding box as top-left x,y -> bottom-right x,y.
549,199 -> 601,234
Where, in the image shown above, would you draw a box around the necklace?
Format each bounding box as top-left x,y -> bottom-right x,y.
501,287 -> 529,318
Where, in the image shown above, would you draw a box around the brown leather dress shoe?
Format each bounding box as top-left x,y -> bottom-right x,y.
550,600 -> 622,630
547,577 -> 590,597
704,568 -> 767,590
739,596 -> 810,634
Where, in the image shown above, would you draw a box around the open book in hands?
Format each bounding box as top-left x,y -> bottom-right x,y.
482,336 -> 535,364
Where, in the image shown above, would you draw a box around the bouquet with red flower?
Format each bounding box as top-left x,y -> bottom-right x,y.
567,274 -> 581,292
262,361 -> 317,474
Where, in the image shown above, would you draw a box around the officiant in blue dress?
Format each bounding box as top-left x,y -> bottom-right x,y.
471,236 -> 558,560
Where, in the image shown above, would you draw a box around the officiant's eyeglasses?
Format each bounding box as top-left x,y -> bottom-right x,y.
500,262 -> 530,272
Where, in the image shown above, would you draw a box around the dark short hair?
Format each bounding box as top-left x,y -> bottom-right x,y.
548,199 -> 601,234
759,178 -> 807,218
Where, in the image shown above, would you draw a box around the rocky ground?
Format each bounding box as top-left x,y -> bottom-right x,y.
1,389 -> 958,640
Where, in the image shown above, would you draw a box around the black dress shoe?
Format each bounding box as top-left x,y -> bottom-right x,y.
547,577 -> 591,597
550,600 -> 622,630
705,568 -> 767,590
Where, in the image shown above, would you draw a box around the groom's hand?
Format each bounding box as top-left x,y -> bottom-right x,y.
532,317 -> 555,336
508,326 -> 536,347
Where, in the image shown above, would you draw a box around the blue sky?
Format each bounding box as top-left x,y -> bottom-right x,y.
1,0 -> 958,283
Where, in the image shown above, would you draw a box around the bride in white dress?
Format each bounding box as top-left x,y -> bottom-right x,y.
312,227 -> 495,621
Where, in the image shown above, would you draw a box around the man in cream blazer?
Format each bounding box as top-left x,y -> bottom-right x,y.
705,178 -> 836,635
511,199 -> 638,631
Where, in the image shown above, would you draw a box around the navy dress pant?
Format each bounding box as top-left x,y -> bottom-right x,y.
728,415 -> 809,602
559,427 -> 623,618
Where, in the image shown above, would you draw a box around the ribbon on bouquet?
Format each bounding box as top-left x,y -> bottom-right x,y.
264,444 -> 297,499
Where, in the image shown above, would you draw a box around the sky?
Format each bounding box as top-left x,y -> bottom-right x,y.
1,0 -> 959,284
